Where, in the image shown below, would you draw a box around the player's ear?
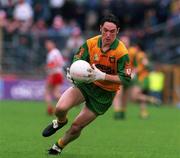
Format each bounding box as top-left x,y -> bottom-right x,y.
100,25 -> 102,32
117,28 -> 120,34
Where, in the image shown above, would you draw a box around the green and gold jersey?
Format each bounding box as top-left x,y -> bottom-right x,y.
128,46 -> 138,69
73,35 -> 131,92
136,51 -> 149,82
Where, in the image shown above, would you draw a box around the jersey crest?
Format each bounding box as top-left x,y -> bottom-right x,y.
125,62 -> 132,76
109,56 -> 115,63
94,53 -> 99,61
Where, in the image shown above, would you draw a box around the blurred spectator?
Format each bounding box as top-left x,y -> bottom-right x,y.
97,0 -> 112,19
110,0 -> 128,30
49,0 -> 65,9
31,19 -> 47,37
167,0 -> 180,36
74,2 -> 86,30
143,9 -> 158,28
13,0 -> 33,22
84,0 -> 99,11
32,0 -> 51,23
0,0 -> 16,18
14,34 -> 32,71
1,0 -> 179,75
0,10 -> 6,27
13,0 -> 34,32
49,0 -> 65,18
140,9 -> 159,50
156,0 -> 171,23
63,26 -> 84,67
48,15 -> 70,36
60,0 -> 77,21
85,10 -> 98,32
2,18 -> 19,42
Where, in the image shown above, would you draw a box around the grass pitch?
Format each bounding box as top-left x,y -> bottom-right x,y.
0,100 -> 180,158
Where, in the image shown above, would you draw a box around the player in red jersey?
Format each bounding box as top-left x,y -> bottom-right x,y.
45,39 -> 64,115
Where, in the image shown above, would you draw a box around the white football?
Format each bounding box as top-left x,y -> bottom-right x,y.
70,60 -> 92,82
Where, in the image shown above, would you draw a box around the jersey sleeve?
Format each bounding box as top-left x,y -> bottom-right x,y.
133,56 -> 138,67
117,54 -> 131,86
73,42 -> 90,62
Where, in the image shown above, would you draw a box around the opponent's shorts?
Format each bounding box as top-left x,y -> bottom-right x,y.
75,82 -> 115,115
47,73 -> 64,86
124,76 -> 138,89
137,76 -> 149,91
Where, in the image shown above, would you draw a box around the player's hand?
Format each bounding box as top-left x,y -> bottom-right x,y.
66,67 -> 75,84
91,64 -> 106,81
131,71 -> 136,79
66,67 -> 94,84
84,68 -> 95,83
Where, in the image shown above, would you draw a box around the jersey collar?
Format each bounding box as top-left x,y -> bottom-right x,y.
98,36 -> 119,50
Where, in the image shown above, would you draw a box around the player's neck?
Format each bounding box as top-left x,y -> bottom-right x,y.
101,44 -> 110,52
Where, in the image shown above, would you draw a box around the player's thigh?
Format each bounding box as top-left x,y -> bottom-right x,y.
130,85 -> 142,100
56,86 -> 85,111
122,87 -> 130,102
53,84 -> 61,96
116,86 -> 123,97
45,83 -> 53,94
72,105 -> 97,128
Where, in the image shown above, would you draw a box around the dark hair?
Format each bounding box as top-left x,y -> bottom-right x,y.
44,37 -> 57,44
100,13 -> 120,29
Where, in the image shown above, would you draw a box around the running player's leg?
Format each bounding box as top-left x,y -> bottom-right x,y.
48,105 -> 97,155
44,83 -> 54,115
53,84 -> 61,100
60,105 -> 97,146
52,73 -> 64,100
113,86 -> 130,119
42,86 -> 85,137
131,85 -> 149,118
113,88 -> 123,119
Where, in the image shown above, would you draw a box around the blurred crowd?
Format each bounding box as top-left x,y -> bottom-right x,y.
0,0 -> 180,73
0,0 -> 179,34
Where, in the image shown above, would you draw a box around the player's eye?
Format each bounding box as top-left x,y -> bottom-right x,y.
103,29 -> 108,33
103,28 -> 116,34
110,30 -> 116,34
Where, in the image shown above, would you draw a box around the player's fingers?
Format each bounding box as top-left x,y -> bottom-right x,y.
92,64 -> 96,69
87,68 -> 93,73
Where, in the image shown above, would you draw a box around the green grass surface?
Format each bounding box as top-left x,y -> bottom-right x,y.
0,100 -> 180,158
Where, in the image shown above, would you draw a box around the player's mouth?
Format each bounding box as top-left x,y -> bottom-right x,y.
105,38 -> 111,42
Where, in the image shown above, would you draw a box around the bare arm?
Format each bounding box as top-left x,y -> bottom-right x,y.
105,74 -> 122,84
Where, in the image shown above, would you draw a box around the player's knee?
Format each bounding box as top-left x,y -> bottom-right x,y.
55,106 -> 67,115
131,95 -> 137,101
131,90 -> 141,101
54,91 -> 61,99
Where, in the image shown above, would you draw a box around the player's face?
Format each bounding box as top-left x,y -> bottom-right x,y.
45,41 -> 54,52
100,22 -> 119,46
